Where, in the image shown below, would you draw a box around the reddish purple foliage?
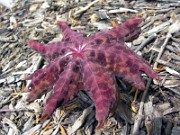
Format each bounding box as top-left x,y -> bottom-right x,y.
23,17 -> 159,128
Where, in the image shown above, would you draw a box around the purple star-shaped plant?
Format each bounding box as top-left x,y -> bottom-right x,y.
23,17 -> 159,128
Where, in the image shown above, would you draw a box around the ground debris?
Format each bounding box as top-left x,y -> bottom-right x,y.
0,0 -> 179,134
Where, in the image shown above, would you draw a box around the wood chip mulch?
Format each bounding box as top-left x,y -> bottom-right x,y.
0,0 -> 180,135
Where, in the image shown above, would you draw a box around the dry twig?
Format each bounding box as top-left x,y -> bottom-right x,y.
132,78 -> 153,135
73,0 -> 100,17
135,33 -> 157,53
